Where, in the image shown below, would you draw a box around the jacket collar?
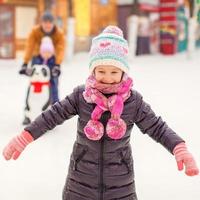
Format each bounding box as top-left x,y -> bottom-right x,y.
40,25 -> 56,36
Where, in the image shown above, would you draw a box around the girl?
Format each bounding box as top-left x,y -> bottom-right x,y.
3,26 -> 199,200
23,36 -> 60,125
32,36 -> 60,104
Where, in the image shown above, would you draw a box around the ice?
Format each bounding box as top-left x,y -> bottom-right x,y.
0,51 -> 200,200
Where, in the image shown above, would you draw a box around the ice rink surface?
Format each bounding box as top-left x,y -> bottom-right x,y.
0,51 -> 200,199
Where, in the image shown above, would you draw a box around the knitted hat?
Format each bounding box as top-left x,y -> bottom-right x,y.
41,11 -> 54,22
40,36 -> 55,54
89,25 -> 129,73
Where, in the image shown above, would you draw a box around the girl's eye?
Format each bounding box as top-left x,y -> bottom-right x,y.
111,71 -> 118,74
98,71 -> 105,74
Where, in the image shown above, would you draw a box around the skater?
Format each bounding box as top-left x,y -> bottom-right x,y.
23,36 -> 58,125
136,13 -> 151,55
3,26 -> 199,200
18,11 -> 65,124
31,36 -> 59,104
18,10 -> 65,98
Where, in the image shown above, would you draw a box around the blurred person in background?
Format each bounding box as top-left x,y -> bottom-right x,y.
22,36 -> 57,125
31,36 -> 58,103
136,12 -> 151,55
19,11 -> 65,100
18,11 -> 65,124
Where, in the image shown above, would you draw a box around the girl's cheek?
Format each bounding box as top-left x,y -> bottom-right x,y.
95,75 -> 101,82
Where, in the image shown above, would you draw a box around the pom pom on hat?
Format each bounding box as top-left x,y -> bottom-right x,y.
40,36 -> 55,54
89,25 -> 129,74
102,25 -> 124,37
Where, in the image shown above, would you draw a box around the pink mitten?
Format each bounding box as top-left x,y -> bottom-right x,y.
173,142 -> 199,176
3,131 -> 34,160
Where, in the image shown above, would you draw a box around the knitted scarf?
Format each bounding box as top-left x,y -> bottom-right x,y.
83,74 -> 133,140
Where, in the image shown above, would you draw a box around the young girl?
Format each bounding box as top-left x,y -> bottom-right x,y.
32,36 -> 60,104
23,36 -> 60,125
3,26 -> 199,200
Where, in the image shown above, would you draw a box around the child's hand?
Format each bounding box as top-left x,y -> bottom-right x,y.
51,65 -> 61,77
173,142 -> 199,176
18,63 -> 28,75
2,131 -> 34,160
18,63 -> 33,76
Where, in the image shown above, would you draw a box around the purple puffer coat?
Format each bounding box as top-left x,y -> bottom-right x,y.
25,85 -> 184,200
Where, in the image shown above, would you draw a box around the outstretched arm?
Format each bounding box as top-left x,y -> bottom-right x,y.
134,91 -> 184,153
134,91 -> 199,176
54,29 -> 65,65
3,87 -> 80,160
23,29 -> 36,64
25,87 -> 79,139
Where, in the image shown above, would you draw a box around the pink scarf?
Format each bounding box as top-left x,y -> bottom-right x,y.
83,74 -> 133,140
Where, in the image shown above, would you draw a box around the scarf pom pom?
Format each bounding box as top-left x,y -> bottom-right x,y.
84,120 -> 104,140
106,118 -> 126,139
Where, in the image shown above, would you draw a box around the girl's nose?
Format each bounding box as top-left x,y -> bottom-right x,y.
102,77 -> 113,84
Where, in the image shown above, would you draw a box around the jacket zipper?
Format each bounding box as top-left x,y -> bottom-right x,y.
99,111 -> 109,200
99,137 -> 104,200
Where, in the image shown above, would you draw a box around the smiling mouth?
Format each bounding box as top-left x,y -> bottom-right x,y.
100,81 -> 115,84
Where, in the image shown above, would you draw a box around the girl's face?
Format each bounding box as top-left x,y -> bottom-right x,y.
94,65 -> 123,84
40,51 -> 53,60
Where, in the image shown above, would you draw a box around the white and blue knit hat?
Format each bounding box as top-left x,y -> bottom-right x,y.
89,25 -> 129,73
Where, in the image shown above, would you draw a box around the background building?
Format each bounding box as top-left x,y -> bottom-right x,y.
0,0 -> 199,59
0,0 -> 67,59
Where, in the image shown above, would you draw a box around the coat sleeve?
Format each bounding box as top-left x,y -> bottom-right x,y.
55,28 -> 65,65
23,29 -> 36,64
134,91 -> 185,154
24,87 -> 79,140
